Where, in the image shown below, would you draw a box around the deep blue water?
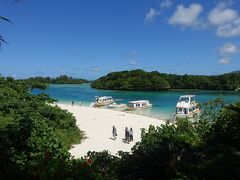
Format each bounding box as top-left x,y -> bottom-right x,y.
32,83 -> 240,119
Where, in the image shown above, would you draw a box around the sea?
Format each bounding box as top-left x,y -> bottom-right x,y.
32,83 -> 240,119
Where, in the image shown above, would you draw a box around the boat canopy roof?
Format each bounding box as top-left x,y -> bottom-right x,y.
128,100 -> 149,104
177,95 -> 197,108
96,96 -> 112,99
180,95 -> 195,98
176,103 -> 193,108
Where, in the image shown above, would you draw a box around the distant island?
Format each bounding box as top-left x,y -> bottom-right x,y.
91,69 -> 240,91
20,75 -> 89,90
26,75 -> 88,84
231,70 -> 240,74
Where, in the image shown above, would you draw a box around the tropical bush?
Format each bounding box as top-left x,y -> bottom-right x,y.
0,76 -> 83,178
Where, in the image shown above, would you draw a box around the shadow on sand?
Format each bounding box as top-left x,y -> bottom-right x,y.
122,138 -> 130,144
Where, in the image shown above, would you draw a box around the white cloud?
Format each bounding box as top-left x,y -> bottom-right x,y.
153,1 -> 240,38
219,57 -> 231,64
145,8 -> 160,23
129,60 -> 137,66
219,43 -> 239,55
161,0 -> 173,8
208,2 -> 238,25
206,2 -> 240,37
217,18 -> 240,37
168,4 -> 203,27
218,42 -> 239,65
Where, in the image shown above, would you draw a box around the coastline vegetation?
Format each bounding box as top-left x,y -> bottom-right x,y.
92,69 -> 240,91
0,76 -> 84,178
26,75 -> 89,85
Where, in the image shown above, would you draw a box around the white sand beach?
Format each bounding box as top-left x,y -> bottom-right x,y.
57,103 -> 166,158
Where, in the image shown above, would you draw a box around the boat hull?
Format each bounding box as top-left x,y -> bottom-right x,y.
176,109 -> 201,118
94,101 -> 114,107
126,105 -> 152,111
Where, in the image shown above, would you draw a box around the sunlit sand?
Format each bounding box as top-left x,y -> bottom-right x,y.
57,103 -> 165,158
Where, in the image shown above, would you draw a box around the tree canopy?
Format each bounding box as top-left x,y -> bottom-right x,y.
26,75 -> 89,85
92,69 -> 240,91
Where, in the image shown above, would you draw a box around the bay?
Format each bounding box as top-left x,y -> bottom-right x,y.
32,83 -> 240,119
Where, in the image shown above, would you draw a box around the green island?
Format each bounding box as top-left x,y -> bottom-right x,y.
0,75 -> 240,179
26,75 -> 89,85
92,69 -> 240,91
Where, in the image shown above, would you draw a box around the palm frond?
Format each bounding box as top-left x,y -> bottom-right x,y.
0,16 -> 14,24
0,35 -> 8,46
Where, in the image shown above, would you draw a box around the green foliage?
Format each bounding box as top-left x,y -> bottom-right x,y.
196,97 -> 226,141
87,151 -> 121,179
0,77 -> 82,148
0,117 -> 70,179
183,101 -> 240,179
92,69 -> 240,91
0,76 -> 83,178
118,120 -> 200,179
26,75 -> 89,85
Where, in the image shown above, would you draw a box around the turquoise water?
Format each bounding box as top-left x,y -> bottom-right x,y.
32,83 -> 240,119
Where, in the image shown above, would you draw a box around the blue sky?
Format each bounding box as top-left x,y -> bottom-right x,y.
0,0 -> 240,79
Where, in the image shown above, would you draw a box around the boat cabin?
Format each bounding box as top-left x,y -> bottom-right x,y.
95,96 -> 114,106
127,100 -> 152,110
176,95 -> 199,117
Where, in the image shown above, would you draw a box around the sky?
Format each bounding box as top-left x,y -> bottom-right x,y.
0,0 -> 240,80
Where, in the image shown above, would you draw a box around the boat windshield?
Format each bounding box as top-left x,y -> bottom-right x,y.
179,97 -> 189,103
128,103 -> 134,108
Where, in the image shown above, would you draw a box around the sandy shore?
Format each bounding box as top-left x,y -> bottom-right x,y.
57,103 -> 166,158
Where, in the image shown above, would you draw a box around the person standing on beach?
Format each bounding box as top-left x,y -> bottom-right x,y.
112,126 -> 117,140
72,101 -> 74,106
129,128 -> 133,141
125,127 -> 129,143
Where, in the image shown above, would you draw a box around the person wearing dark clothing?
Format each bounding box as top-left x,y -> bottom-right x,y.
129,128 -> 133,141
112,126 -> 117,140
125,127 -> 129,143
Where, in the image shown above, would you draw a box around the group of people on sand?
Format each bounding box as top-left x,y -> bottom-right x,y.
125,127 -> 133,143
72,101 -> 82,106
112,126 -> 133,143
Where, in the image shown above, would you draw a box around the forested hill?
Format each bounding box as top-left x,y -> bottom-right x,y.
91,69 -> 240,91
26,75 -> 89,84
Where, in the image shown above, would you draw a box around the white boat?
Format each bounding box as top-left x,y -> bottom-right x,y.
94,96 -> 114,106
107,103 -> 127,110
175,95 -> 200,118
126,100 -> 152,110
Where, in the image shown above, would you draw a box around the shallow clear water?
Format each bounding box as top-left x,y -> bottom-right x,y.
32,83 -> 240,119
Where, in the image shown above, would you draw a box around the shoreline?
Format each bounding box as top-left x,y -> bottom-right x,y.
56,103 -> 165,158
56,101 -> 170,120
